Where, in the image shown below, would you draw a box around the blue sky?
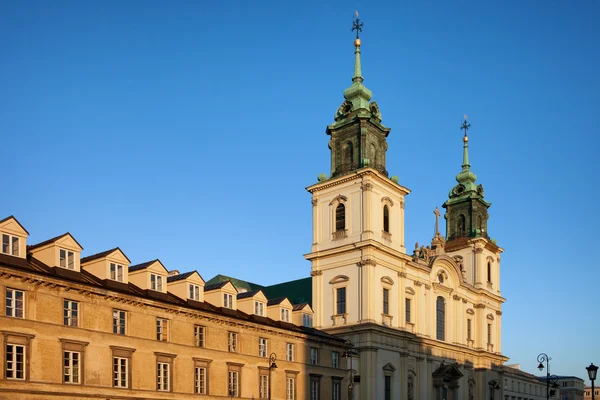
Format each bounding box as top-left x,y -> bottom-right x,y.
1,0 -> 598,383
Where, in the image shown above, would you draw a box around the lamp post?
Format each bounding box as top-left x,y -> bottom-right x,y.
343,348 -> 355,400
537,353 -> 559,400
488,379 -> 500,400
268,352 -> 277,400
587,363 -> 598,400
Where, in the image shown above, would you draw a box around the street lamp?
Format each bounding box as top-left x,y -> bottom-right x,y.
488,379 -> 500,400
537,353 -> 559,400
587,363 -> 598,400
268,352 -> 277,400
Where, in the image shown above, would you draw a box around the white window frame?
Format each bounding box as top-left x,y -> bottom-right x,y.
332,351 -> 339,368
6,288 -> 24,318
63,300 -> 79,327
6,344 -> 25,380
113,309 -> 126,335
157,362 -> 170,391
59,248 -> 75,270
259,338 -> 267,357
310,347 -> 318,365
189,284 -> 200,301
303,313 -> 312,327
310,378 -> 320,400
110,263 -> 124,282
63,350 -> 80,384
281,308 -> 290,322
255,301 -> 264,316
228,370 -> 239,397
195,366 -> 207,394
156,318 -> 168,341
259,374 -> 269,399
286,376 -> 295,400
228,332 -> 238,352
224,293 -> 234,309
113,357 -> 128,388
286,343 -> 294,362
2,234 -> 19,256
194,325 -> 205,348
150,274 -> 163,292
332,379 -> 341,400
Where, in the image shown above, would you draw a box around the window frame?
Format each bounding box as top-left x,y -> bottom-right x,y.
332,351 -> 339,369
60,339 -> 88,385
111,346 -> 134,389
259,337 -> 268,358
259,368 -> 269,399
6,288 -> 25,319
335,287 -> 347,315
436,296 -> 446,341
59,248 -> 75,270
194,325 -> 205,348
254,301 -> 264,316
332,377 -> 342,400
150,274 -> 164,292
63,350 -> 81,384
281,308 -> 290,322
227,363 -> 243,398
156,318 -> 168,342
302,313 -> 312,327
1,234 -> 19,256
286,374 -> 296,400
310,374 -> 321,400
286,343 -> 294,362
193,357 -> 212,395
228,332 -> 238,353
405,297 -> 412,324
189,284 -> 201,301
224,293 -> 234,309
335,203 -> 346,232
113,309 -> 126,335
63,299 -> 79,327
382,288 -> 390,315
310,347 -> 319,365
383,204 -> 390,233
109,263 -> 124,282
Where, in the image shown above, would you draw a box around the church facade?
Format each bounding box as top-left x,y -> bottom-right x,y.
305,32 -> 509,400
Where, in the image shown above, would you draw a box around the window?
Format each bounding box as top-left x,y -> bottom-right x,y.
302,313 -> 312,327
228,332 -> 238,352
113,357 -> 128,388
332,379 -> 342,400
467,318 -> 472,341
150,274 -> 163,291
224,293 -> 234,309
6,288 -> 24,318
458,214 -> 466,235
336,287 -> 346,315
59,249 -> 75,269
487,323 -> 492,344
383,205 -> 390,233
63,351 -> 80,384
405,298 -> 411,323
286,343 -> 294,361
228,370 -> 239,397
5,344 -> 25,380
195,366 -> 207,394
156,318 -> 168,341
189,284 -> 200,301
383,288 -> 390,315
487,262 -> 492,283
335,203 -> 345,231
384,376 -> 392,400
310,347 -> 318,365
113,309 -> 126,335
260,374 -> 269,399
157,362 -> 170,391
110,263 -> 124,282
255,301 -> 264,316
332,351 -> 339,368
259,338 -> 267,357
63,300 -> 79,327
2,234 -> 19,256
194,325 -> 205,347
281,308 -> 290,322
287,376 -> 295,400
310,376 -> 320,400
436,296 -> 445,341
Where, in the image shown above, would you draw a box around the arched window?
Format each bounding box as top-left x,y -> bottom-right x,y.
343,142 -> 353,166
487,261 -> 492,283
383,205 -> 390,233
436,296 -> 445,341
407,376 -> 414,400
457,214 -> 466,235
335,203 -> 346,231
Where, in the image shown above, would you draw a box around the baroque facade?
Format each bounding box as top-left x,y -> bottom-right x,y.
0,216 -> 351,399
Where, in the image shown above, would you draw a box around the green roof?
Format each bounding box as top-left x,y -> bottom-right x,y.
205,275 -> 312,306
204,274 -> 264,293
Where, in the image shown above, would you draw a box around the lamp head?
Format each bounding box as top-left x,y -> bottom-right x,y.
587,363 -> 598,381
538,362 -> 545,371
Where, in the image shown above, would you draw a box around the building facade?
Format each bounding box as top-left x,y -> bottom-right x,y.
538,376 -> 585,400
0,216 -> 351,399
584,385 -> 599,400
502,365 -> 549,400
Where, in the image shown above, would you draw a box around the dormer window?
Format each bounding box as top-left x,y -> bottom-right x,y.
59,249 -> 75,270
189,284 -> 200,301
110,263 -> 124,282
303,313 -> 313,327
150,274 -> 163,292
2,234 -> 19,256
281,309 -> 290,322
255,301 -> 264,316
224,293 -> 234,309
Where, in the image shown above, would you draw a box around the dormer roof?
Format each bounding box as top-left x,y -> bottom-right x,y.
204,281 -> 231,292
237,289 -> 262,300
81,247 -> 131,264
27,232 -> 83,251
268,297 -> 292,307
293,302 -> 312,312
167,270 -> 204,283
129,259 -> 167,274
0,215 -> 29,235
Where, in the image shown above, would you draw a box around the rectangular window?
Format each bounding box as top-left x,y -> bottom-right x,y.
224,293 -> 233,309
157,362 -> 170,391
59,249 -> 75,269
195,366 -> 207,394
336,287 -> 346,315
113,309 -> 126,335
405,298 -> 411,323
259,338 -> 267,357
310,378 -> 320,400
228,332 -> 238,352
332,351 -> 339,368
383,288 -> 390,315
287,377 -> 295,400
255,301 -> 264,316
310,347 -> 318,365
6,344 -> 25,380
156,318 -> 168,341
332,380 -> 341,400
63,300 -> 79,327
63,351 -> 80,384
113,357 -> 128,388
110,263 -> 124,282
281,308 -> 290,322
228,371 -> 239,397
467,319 -> 472,341
6,288 -> 24,318
260,374 -> 269,399
194,325 -> 205,347
2,234 -> 19,256
150,274 -> 163,291
384,375 -> 391,400
189,284 -> 200,301
286,343 -> 294,361
487,323 -> 492,344
303,313 -> 312,327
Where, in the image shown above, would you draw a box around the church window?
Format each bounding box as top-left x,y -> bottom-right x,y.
407,376 -> 414,400
383,205 -> 390,233
336,287 -> 346,315
487,262 -> 492,283
467,318 -> 472,341
335,204 -> 346,231
382,288 -> 389,315
487,323 -> 492,345
405,298 -> 411,323
436,296 -> 445,341
384,375 -> 391,400
458,215 -> 466,235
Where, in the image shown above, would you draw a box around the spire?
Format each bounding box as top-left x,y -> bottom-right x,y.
343,12 -> 372,112
455,115 -> 477,187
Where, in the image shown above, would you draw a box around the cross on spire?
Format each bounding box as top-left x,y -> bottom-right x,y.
461,115 -> 471,137
352,11 -> 363,39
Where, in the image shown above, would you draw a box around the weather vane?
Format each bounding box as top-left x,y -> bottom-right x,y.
352,11 -> 363,40
461,114 -> 471,137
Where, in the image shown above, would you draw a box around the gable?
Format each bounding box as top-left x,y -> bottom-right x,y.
106,248 -> 131,264
55,234 -> 84,251
0,216 -> 29,236
146,260 -> 168,275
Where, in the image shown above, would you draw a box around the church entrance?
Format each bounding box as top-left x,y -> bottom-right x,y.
432,363 -> 464,400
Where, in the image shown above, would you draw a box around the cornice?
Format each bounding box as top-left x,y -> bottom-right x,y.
306,168 -> 410,195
